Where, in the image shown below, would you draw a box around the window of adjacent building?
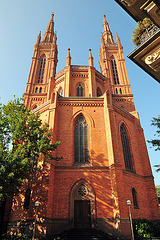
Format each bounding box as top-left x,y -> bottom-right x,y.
37,56 -> 46,83
97,87 -> 102,97
132,188 -> 139,208
24,188 -> 31,210
111,56 -> 120,85
74,115 -> 89,163
120,124 -> 133,171
77,84 -> 83,97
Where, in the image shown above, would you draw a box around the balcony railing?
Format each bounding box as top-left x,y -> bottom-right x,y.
138,23 -> 159,45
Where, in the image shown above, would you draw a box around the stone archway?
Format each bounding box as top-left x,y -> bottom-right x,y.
70,179 -> 96,229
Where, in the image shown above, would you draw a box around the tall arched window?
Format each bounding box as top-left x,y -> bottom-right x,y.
24,188 -> 31,210
111,56 -> 119,85
120,124 -> 133,171
77,84 -> 83,97
37,56 -> 46,83
74,115 -> 89,163
132,188 -> 138,208
97,87 -> 102,97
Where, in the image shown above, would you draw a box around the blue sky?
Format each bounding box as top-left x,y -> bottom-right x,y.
0,0 -> 160,185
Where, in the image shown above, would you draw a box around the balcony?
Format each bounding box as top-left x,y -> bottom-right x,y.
137,23 -> 159,46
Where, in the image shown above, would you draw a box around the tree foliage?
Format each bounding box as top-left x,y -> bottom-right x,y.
0,97 -> 61,199
133,218 -> 160,239
148,116 -> 160,172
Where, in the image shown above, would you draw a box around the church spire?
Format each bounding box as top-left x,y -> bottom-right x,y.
42,13 -> 55,43
102,14 -> 114,45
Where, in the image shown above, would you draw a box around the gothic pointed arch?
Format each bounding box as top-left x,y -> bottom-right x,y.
70,110 -> 95,128
37,55 -> 46,83
120,123 -> 133,172
70,179 -> 96,228
74,114 -> 89,164
110,55 -> 120,85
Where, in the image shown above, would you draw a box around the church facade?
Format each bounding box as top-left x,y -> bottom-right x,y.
6,14 -> 160,238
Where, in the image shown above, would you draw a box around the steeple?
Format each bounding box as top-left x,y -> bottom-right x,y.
42,13 -> 55,43
102,15 -> 114,45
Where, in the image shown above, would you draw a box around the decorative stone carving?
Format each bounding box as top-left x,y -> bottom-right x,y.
120,0 -> 137,7
145,48 -> 160,72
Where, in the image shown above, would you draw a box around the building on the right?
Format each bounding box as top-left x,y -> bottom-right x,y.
114,0 -> 160,83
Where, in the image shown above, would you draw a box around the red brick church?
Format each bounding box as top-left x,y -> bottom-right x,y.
4,14 -> 160,239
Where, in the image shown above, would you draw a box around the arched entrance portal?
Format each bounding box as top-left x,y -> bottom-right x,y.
70,179 -> 96,229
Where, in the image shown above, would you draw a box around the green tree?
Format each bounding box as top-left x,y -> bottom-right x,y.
156,185 -> 160,204
0,97 -> 61,199
148,116 -> 160,172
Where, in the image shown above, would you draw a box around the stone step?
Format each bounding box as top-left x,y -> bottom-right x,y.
53,228 -> 118,240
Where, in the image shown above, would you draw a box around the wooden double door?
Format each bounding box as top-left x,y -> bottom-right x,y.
74,200 -> 91,229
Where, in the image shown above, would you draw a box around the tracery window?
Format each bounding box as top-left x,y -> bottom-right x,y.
77,84 -> 83,97
39,87 -> 42,93
120,124 -> 133,171
111,56 -> 119,85
35,87 -> 38,93
24,188 -> 31,210
37,56 -> 46,83
97,87 -> 102,97
132,188 -> 138,208
74,115 -> 89,163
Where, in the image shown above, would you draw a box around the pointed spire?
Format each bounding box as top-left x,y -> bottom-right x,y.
42,13 -> 54,43
88,49 -> 94,67
36,31 -> 41,45
102,14 -> 115,45
116,32 -> 122,48
66,48 -> 71,66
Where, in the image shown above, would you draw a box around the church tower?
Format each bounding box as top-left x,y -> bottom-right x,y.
24,13 -> 58,110
7,14 -> 160,239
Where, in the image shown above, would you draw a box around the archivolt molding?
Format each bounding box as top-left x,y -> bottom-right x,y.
70,110 -> 95,128
70,179 -> 96,228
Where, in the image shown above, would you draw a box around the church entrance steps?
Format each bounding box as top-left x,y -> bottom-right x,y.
52,228 -> 118,240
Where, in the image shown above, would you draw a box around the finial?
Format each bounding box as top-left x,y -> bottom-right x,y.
66,48 -> 71,66
88,49 -> 94,67
36,31 -> 41,45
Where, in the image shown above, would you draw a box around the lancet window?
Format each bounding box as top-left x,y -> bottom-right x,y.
132,188 -> 138,208
120,124 -> 133,171
74,115 -> 89,163
37,56 -> 46,83
111,56 -> 119,85
24,188 -> 31,210
77,84 -> 83,97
